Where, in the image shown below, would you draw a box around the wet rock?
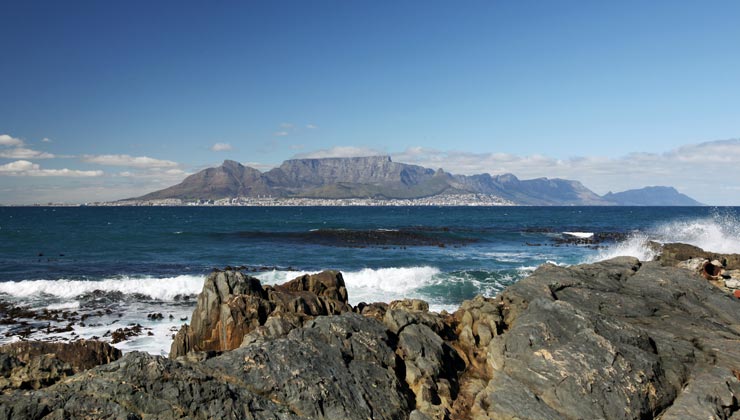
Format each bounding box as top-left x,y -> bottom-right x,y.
110,324 -> 145,344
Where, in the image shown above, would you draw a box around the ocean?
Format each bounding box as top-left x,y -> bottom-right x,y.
1,206 -> 739,355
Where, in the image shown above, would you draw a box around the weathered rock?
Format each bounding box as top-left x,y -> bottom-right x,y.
0,340 -> 121,392
354,301 -> 388,321
0,314 -> 411,420
0,340 -> 121,371
658,242 -> 740,270
4,248 -> 740,420
454,257 -> 740,419
170,269 -> 351,357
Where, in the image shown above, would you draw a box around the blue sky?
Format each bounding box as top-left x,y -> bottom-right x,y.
1,0 -> 739,204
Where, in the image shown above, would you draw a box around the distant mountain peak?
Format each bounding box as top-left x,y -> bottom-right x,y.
603,186 -> 703,206
131,156 -> 702,206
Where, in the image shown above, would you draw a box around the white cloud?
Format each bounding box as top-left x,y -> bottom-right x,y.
294,146 -> 386,159
274,131 -> 289,137
82,154 -> 179,168
280,122 -> 294,129
0,134 -> 24,147
0,147 -> 55,159
42,137 -> 52,143
117,167 -> 188,179
306,124 -> 318,129
210,142 -> 233,152
0,160 -> 103,177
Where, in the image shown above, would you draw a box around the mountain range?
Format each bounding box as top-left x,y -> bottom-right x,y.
134,156 -> 703,206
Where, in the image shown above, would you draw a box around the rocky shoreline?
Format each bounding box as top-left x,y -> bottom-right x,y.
1,243 -> 740,419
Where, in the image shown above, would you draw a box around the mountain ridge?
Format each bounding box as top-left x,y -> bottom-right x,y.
134,156 -> 702,206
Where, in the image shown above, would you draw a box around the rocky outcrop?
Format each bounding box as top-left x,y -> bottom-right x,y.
3,254 -> 740,419
170,269 -> 351,357
655,242 -> 740,293
451,257 -> 740,419
0,340 -> 120,392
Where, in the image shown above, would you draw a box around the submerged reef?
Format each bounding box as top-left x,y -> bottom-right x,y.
1,245 -> 739,419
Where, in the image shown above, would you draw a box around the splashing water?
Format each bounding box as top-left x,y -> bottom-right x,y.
592,209 -> 740,262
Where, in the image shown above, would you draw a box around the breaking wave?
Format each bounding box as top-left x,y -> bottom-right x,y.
0,275 -> 204,301
592,210 -> 740,262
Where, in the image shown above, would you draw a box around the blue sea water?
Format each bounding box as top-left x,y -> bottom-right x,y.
1,205 -> 739,354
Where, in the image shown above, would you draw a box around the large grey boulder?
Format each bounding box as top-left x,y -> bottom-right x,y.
454,257 -> 740,419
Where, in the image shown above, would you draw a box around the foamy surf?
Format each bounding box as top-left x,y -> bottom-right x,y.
591,211 -> 740,263
0,275 -> 204,301
563,232 -> 594,239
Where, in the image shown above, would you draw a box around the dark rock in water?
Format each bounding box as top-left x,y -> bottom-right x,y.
110,324 -> 146,344
170,269 -> 352,357
0,340 -> 120,392
304,228 -> 474,248
146,312 -> 164,321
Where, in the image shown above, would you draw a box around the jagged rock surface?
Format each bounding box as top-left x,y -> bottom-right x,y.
452,257 -> 740,419
3,255 -> 740,419
0,340 -> 121,392
170,269 -> 351,357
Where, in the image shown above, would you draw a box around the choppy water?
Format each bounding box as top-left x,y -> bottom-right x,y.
1,206 -> 739,355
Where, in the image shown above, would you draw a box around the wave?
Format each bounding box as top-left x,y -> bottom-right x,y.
562,232 -> 594,239
260,266 -> 489,311
0,275 -> 204,301
592,210 -> 740,262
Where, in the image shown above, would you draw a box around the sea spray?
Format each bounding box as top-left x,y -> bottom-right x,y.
650,209 -> 740,254
591,210 -> 740,263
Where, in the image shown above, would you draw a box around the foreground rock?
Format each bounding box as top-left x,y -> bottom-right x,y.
453,257 -> 740,419
170,269 -> 351,357
2,255 -> 740,419
0,340 -> 121,392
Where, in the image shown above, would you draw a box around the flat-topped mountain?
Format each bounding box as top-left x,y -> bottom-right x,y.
134,156 -> 701,206
603,186 -> 704,206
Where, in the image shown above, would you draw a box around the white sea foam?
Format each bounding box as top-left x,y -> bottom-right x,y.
649,212 -> 740,254
255,270 -> 315,285
0,275 -> 204,301
343,266 -> 441,305
257,266 -> 444,306
563,231 -> 594,239
592,211 -> 740,263
589,233 -> 657,262
45,301 -> 81,311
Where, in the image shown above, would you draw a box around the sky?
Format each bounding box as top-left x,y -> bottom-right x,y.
1,0 -> 739,205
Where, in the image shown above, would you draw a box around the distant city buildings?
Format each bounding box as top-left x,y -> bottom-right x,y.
86,194 -> 515,207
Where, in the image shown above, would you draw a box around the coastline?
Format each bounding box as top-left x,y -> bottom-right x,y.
1,243 -> 739,419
